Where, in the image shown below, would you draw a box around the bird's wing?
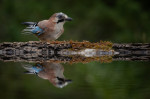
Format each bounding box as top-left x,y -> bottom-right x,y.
38,20 -> 49,30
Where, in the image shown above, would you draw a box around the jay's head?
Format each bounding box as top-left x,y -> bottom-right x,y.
50,12 -> 72,24
54,77 -> 72,88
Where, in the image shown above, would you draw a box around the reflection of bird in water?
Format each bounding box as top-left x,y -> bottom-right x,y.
22,12 -> 72,42
23,62 -> 72,88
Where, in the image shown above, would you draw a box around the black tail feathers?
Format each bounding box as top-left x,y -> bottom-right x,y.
22,22 -> 37,35
22,22 -> 37,26
24,71 -> 34,74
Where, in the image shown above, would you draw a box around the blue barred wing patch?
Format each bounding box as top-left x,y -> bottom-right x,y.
32,26 -> 44,36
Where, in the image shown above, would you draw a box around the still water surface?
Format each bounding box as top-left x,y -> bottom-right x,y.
0,61 -> 150,99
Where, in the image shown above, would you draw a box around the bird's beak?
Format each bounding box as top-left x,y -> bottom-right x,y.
65,79 -> 72,83
65,17 -> 73,21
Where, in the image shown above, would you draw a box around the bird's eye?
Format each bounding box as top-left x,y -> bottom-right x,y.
58,15 -> 63,19
58,81 -> 63,85
56,15 -> 65,23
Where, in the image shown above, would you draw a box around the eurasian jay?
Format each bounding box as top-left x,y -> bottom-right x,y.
23,62 -> 72,88
22,12 -> 72,42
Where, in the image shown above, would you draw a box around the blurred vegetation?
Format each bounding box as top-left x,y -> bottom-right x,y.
0,0 -> 150,99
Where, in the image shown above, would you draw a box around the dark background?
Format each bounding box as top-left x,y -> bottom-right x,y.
0,0 -> 150,99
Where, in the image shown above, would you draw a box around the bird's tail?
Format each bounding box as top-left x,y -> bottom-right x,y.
22,63 -> 43,74
22,22 -> 37,35
22,64 -> 36,74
